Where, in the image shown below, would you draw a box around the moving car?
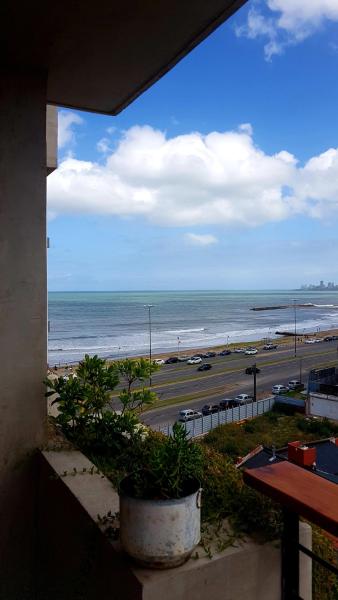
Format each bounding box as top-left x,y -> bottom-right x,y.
288,380 -> 305,391
245,366 -> 261,375
201,404 -> 219,415
245,348 -> 258,355
219,349 -> 231,356
187,356 -> 202,364
263,344 -> 278,350
272,384 -> 289,394
234,393 -> 253,404
165,356 -> 179,364
197,363 -> 212,371
178,409 -> 202,422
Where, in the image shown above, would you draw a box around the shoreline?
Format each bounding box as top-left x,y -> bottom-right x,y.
48,326 -> 338,372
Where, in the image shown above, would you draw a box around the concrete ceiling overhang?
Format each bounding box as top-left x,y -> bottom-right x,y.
2,0 -> 246,115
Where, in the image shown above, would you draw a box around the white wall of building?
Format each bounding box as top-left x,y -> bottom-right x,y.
308,393 -> 338,420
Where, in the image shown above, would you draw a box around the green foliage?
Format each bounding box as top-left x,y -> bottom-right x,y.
118,388 -> 157,414
203,412 -> 338,460
312,526 -> 338,600
45,354 -> 119,429
200,446 -> 282,540
296,415 -> 338,438
73,411 -> 140,457
117,358 -> 159,413
123,423 -> 203,500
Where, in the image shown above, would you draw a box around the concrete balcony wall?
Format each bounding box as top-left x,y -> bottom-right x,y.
0,70 -> 48,599
46,105 -> 58,174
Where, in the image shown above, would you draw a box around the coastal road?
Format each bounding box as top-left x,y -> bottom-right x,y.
140,340 -> 338,428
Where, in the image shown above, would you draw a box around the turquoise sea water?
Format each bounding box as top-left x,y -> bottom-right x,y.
48,290 -> 338,364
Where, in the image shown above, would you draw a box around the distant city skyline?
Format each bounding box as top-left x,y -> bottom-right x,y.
300,280 -> 338,291
48,1 -> 338,291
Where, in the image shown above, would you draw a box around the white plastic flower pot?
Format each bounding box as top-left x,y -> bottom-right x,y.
119,477 -> 202,569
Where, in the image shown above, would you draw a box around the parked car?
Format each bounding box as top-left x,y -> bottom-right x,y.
263,344 -> 278,350
323,336 -> 334,342
197,363 -> 212,371
234,393 -> 253,404
165,356 -> 179,364
177,355 -> 190,362
245,366 -> 261,375
219,398 -> 235,410
154,358 -> 165,365
177,409 -> 202,422
201,404 -> 219,415
204,351 -> 216,358
304,339 -> 317,344
219,349 -> 231,356
245,348 -> 258,355
192,353 -> 205,358
233,348 -> 245,353
288,380 -> 305,391
272,384 -> 289,394
187,357 -> 202,364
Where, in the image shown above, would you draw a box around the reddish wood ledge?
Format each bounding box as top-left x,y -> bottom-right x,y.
243,461 -> 338,537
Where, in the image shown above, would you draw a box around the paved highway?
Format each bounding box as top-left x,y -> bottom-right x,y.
140,340 -> 338,428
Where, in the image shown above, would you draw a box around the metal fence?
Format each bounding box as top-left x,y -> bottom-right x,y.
157,396 -> 275,439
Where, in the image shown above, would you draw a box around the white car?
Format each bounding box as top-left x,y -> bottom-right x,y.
234,393 -> 253,404
178,409 -> 202,422
272,384 -> 289,394
245,348 -> 258,355
233,348 -> 245,353
187,357 -> 202,364
154,358 -> 165,365
304,339 -> 317,344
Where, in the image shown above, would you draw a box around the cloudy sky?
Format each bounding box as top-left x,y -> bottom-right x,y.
48,0 -> 338,291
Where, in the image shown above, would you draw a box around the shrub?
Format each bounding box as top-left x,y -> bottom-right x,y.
121,423 -> 204,500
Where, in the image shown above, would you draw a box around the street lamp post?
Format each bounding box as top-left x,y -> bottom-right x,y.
253,363 -> 257,403
144,304 -> 154,386
293,299 -> 298,357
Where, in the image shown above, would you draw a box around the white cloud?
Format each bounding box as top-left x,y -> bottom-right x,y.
236,1 -> 338,59
58,110 -> 84,148
185,233 -> 218,246
96,137 -> 112,154
47,124 -> 338,227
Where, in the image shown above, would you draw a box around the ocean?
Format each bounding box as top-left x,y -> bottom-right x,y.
48,290 -> 338,365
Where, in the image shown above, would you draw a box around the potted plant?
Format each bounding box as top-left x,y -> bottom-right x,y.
119,423 -> 203,569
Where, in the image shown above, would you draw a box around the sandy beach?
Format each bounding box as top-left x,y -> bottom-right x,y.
48,326 -> 338,376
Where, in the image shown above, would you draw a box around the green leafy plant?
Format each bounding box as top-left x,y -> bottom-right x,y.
122,423 -> 203,500
117,358 -> 159,413
45,354 -> 119,430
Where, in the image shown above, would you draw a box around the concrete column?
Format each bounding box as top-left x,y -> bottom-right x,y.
0,70 -> 47,598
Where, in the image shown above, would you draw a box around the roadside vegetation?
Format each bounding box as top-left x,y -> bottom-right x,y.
202,409 -> 338,460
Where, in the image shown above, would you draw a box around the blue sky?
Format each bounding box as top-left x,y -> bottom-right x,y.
48,0 -> 338,291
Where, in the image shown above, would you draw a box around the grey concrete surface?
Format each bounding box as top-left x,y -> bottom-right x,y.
1,1 -> 246,114
46,105 -> 58,174
0,70 -> 48,599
